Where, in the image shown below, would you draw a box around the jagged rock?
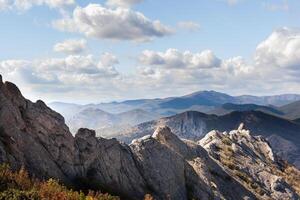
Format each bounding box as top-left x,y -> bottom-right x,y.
0,78 -> 77,184
131,126 -> 256,200
74,128 -> 149,200
199,124 -> 300,200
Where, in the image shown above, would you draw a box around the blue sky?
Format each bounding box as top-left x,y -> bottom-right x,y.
0,0 -> 300,103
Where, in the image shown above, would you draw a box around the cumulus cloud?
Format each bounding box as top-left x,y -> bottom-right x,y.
139,49 -> 222,69
106,0 -> 143,7
0,0 -> 75,11
255,27 -> 300,70
0,53 -> 120,88
54,39 -> 87,54
135,26 -> 300,96
53,3 -> 173,42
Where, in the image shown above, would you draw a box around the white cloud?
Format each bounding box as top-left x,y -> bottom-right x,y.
139,49 -> 221,69
99,52 -> 119,67
0,0 -> 10,10
177,21 -> 200,32
54,39 -> 87,54
0,54 -> 120,87
53,3 -> 173,42
0,0 -> 75,11
255,27 -> 300,70
106,0 -> 143,7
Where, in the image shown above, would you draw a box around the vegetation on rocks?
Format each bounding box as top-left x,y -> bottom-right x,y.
0,164 -> 120,200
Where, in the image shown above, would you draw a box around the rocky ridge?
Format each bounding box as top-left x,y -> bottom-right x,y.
0,75 -> 299,200
200,123 -> 300,199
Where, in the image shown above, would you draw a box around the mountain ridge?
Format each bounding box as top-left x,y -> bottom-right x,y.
115,110 -> 300,168
49,90 -> 300,131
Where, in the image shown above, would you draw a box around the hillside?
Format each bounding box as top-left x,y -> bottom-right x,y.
116,110 -> 300,168
208,103 -> 284,116
67,107 -> 158,133
280,100 -> 300,120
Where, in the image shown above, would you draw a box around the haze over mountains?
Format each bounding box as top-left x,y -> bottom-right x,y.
49,90 -> 300,135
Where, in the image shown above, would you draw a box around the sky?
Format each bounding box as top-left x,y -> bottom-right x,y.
0,0 -> 300,103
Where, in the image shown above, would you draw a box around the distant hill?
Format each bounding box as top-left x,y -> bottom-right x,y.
67,107 -> 158,133
235,94 -> 300,106
116,110 -> 300,168
49,90 -> 300,122
208,103 -> 284,116
279,100 -> 300,120
158,90 -> 237,109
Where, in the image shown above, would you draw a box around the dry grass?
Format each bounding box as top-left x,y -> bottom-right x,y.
0,164 -> 120,200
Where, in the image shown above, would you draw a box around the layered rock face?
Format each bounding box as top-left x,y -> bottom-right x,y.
200,123 -> 300,200
0,75 -> 78,184
0,75 -> 299,200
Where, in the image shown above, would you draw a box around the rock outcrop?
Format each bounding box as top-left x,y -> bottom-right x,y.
0,75 -> 78,184
0,75 -> 299,200
199,123 -> 300,200
117,110 -> 300,169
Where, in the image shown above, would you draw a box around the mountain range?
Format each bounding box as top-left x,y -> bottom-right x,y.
50,90 -> 300,117
49,90 -> 300,139
0,75 -> 299,199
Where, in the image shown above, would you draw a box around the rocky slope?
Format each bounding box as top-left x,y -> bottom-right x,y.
0,75 -> 78,184
1,75 -> 300,199
199,124 -> 300,199
279,100 -> 300,120
117,111 -> 300,168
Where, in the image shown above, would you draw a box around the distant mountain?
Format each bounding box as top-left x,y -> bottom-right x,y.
158,90 -> 237,109
208,103 -> 284,116
116,110 -> 300,168
236,94 -> 300,106
67,107 -> 158,133
68,108 -> 117,132
49,101 -> 82,118
279,100 -> 300,120
49,90 -> 300,123
295,118 -> 300,124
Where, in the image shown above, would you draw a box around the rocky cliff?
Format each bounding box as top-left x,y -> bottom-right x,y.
0,75 -> 299,200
